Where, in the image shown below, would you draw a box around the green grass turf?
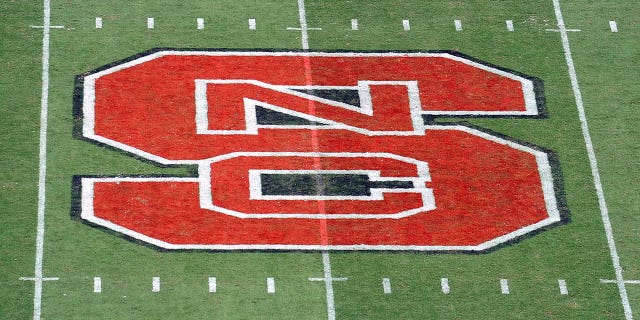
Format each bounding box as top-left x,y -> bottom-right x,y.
1,0 -> 638,319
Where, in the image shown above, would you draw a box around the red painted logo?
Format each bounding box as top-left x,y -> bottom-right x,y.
74,50 -> 562,251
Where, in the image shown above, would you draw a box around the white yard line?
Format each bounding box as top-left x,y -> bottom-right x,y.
609,20 -> 618,33
31,0 -> 52,319
294,2 -> 341,320
321,253 -> 341,319
552,0 -> 632,319
296,0 -> 310,49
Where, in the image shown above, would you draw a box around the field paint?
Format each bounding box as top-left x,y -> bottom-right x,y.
267,277 -> 276,293
20,276 -> 58,281
197,18 -> 204,30
500,279 -> 510,294
402,19 -> 410,31
351,19 -> 358,30
208,277 -> 217,293
95,17 -> 102,29
552,0 -> 632,319
602,279 -> 640,284
93,277 -> 102,293
506,20 -> 514,31
293,2 -> 340,320
441,278 -> 450,294
546,28 -> 580,32
382,278 -> 392,294
152,277 -> 160,292
249,18 -> 256,30
147,17 -> 154,29
558,279 -> 568,295
454,19 -> 462,31
31,25 -> 64,29
26,0 -> 53,319
296,0 -> 311,49
316,253 -> 347,320
609,21 -> 618,33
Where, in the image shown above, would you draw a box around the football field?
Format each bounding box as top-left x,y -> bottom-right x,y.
1,1 -> 639,319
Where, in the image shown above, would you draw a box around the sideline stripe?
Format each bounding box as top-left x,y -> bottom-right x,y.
93,277 -> 102,293
152,277 -> 160,292
351,19 -> 358,30
454,19 -> 462,31
382,278 -> 391,294
558,279 -> 568,295
208,277 -> 217,293
197,18 -> 204,30
95,17 -> 102,29
506,20 -> 514,31
267,277 -> 276,293
147,17 -> 154,29
609,20 -> 618,33
500,279 -> 510,294
402,19 -> 410,31
249,18 -> 256,30
552,1 -> 632,318
441,278 -> 450,294
29,0 -> 52,318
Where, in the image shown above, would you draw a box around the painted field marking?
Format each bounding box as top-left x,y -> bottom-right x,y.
552,0 -> 632,318
609,20 -> 618,33
441,278 -> 450,294
506,20 -> 514,31
558,279 -> 568,295
152,277 -> 160,292
197,18 -> 204,30
454,19 -> 463,31
308,253 -> 347,320
24,0 -> 58,319
267,277 -> 276,293
500,279 -> 510,295
30,25 -> 64,29
294,2 -> 340,320
95,17 -> 102,29
208,277 -> 217,293
93,277 -> 102,293
402,19 -> 410,31
382,278 -> 392,294
249,18 -> 256,30
546,28 -> 580,32
601,279 -> 640,285
20,277 -> 59,281
147,17 -> 154,29
351,19 -> 358,30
